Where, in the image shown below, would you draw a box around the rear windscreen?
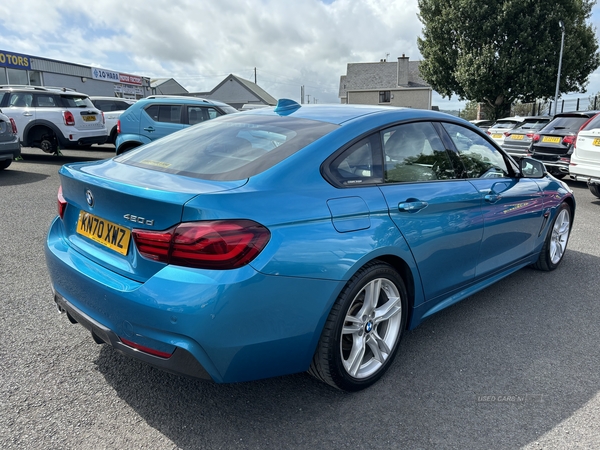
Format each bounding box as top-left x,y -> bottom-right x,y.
116,114 -> 339,180
543,116 -> 589,132
62,95 -> 94,108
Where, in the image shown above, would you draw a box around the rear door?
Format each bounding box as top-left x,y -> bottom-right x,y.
140,103 -> 184,141
376,121 -> 484,301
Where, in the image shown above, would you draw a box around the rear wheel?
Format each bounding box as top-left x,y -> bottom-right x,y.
309,261 -> 407,391
588,183 -> 600,199
532,202 -> 572,271
0,159 -> 11,170
116,143 -> 140,155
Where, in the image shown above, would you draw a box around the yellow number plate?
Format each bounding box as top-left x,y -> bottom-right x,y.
76,211 -> 131,255
542,136 -> 561,143
510,134 -> 525,140
491,134 -> 503,139
593,138 -> 600,146
82,115 -> 96,122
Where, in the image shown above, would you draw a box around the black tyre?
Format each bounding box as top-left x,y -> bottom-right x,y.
309,261 -> 407,391
532,202 -> 572,271
109,127 -> 118,145
0,159 -> 11,170
116,143 -> 140,155
589,183 -> 600,199
39,134 -> 58,154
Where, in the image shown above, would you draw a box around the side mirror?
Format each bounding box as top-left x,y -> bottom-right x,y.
519,157 -> 547,179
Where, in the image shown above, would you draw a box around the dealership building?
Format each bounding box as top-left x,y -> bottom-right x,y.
0,49 -> 151,99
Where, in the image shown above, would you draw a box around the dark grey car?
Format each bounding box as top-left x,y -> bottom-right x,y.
501,116 -> 552,160
0,110 -> 21,170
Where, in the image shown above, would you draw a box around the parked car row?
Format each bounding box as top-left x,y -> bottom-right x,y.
472,112 -> 600,197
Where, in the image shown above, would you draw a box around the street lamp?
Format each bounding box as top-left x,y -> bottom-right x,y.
554,20 -> 566,115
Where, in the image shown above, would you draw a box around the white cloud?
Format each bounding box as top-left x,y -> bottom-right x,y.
1,0 -> 599,110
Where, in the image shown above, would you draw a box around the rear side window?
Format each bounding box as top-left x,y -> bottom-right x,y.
61,95 -> 94,108
382,122 -> 455,182
329,134 -> 382,186
443,123 -> 509,178
34,94 -> 57,107
144,105 -> 182,123
116,114 -> 338,180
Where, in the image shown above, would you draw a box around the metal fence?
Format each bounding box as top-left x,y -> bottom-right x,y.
512,95 -> 599,117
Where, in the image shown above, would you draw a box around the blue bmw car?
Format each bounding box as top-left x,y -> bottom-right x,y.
45,100 -> 574,391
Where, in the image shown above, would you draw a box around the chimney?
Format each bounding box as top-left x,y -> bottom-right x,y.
397,54 -> 409,86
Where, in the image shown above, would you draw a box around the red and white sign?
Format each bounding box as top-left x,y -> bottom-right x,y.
119,73 -> 143,86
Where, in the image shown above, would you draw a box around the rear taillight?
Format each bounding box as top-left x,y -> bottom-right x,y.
63,111 -> 75,126
504,131 -> 510,136
57,186 -> 67,219
132,220 -> 271,270
532,134 -> 541,142
117,119 -> 121,134
526,133 -> 534,139
486,130 -> 491,135
562,135 -> 576,146
9,118 -> 17,134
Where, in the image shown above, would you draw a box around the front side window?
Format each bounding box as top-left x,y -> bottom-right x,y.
9,92 -> 33,107
188,106 -> 221,125
383,122 -> 455,182
442,123 -> 509,178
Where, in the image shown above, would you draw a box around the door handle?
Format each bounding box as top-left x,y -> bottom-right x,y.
143,127 -> 155,132
398,201 -> 428,212
484,194 -> 500,203
23,112 -> 33,117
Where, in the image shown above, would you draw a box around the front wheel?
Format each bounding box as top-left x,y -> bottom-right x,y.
309,261 -> 407,391
532,202 -> 572,271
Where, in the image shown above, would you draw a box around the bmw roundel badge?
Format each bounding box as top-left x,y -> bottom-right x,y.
85,189 -> 94,207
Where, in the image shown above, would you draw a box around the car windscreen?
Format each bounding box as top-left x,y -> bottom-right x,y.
115,114 -> 339,181
542,116 -> 590,132
62,95 -> 95,108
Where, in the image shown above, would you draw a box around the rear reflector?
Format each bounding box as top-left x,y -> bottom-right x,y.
133,220 -> 271,270
119,337 -> 173,359
57,185 -> 67,219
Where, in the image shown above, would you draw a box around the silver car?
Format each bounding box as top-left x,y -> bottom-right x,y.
0,110 -> 20,170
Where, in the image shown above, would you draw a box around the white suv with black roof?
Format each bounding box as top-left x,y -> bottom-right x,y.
0,85 -> 108,154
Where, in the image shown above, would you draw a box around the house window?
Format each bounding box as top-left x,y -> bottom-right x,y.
379,91 -> 391,103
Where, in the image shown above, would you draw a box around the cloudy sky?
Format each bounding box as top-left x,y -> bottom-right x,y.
1,0 -> 600,111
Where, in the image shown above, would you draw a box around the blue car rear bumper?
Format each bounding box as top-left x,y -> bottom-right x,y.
45,217 -> 341,383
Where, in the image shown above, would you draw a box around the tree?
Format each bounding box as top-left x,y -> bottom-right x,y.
460,101 -> 479,120
417,0 -> 600,120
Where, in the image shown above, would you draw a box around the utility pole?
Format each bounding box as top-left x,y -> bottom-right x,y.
301,85 -> 304,104
254,67 -> 257,84
306,94 -> 311,104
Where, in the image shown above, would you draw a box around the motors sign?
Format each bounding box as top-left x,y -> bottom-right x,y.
91,68 -> 120,82
0,50 -> 31,70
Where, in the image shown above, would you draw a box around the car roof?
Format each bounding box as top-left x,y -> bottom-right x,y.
138,96 -> 231,107
554,110 -> 600,118
90,96 -> 135,101
243,102 -> 466,126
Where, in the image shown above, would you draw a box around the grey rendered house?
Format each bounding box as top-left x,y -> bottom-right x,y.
339,55 -> 432,109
